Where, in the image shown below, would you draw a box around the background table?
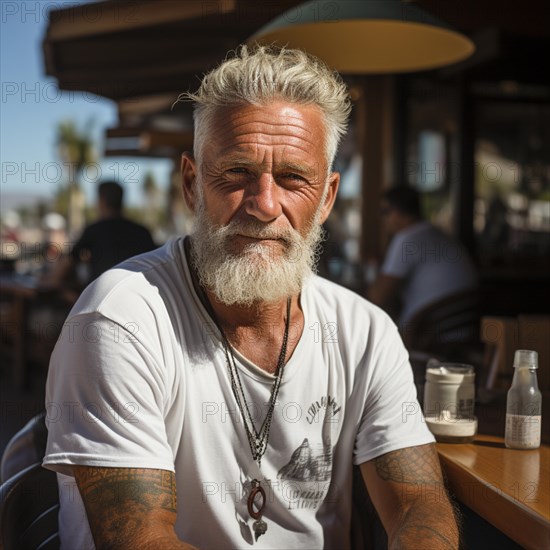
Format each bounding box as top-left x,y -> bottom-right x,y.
0,275 -> 73,389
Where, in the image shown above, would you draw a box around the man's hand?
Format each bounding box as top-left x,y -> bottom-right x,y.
74,466 -> 198,549
360,443 -> 459,549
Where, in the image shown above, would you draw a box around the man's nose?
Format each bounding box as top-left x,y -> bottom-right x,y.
243,172 -> 282,222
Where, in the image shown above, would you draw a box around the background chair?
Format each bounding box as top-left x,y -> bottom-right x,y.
0,411 -> 48,483
1,412 -> 48,483
0,463 -> 59,550
401,290 -> 481,349
0,411 -> 59,550
400,290 -> 483,366
481,314 -> 550,391
399,290 -> 483,400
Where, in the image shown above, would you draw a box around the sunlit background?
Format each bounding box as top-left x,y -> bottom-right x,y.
1,0 -> 173,246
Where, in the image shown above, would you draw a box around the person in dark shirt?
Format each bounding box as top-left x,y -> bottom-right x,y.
44,181 -> 156,289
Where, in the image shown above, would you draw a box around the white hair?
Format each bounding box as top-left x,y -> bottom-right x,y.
176,45 -> 351,169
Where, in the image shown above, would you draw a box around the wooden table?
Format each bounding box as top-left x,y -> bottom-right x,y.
437,435 -> 550,550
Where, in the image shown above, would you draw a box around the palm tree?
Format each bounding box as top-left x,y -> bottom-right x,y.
56,118 -> 96,237
142,170 -> 160,228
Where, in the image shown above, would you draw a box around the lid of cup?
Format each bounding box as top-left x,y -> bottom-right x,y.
425,364 -> 475,382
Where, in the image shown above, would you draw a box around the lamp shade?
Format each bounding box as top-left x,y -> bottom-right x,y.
249,0 -> 475,73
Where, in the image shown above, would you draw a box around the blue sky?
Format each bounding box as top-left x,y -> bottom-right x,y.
0,0 -> 172,211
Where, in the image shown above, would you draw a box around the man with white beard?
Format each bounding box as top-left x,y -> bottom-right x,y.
44,46 -> 459,550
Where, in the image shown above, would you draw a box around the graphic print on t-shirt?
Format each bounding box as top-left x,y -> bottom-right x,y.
278,438 -> 332,481
276,393 -> 342,511
277,437 -> 333,510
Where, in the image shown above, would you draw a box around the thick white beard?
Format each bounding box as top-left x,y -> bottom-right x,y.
190,195 -> 325,307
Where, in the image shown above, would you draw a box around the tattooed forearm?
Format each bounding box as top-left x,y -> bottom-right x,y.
391,503 -> 460,549
74,467 -> 193,549
362,444 -> 459,549
393,524 -> 458,550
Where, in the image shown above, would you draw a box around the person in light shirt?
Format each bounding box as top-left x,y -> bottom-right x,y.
368,185 -> 478,328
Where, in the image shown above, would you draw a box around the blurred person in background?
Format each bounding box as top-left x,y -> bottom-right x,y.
42,180 -> 156,291
368,185 -> 478,328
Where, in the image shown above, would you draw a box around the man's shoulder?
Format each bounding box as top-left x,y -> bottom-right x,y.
78,218 -> 111,234
386,221 -> 446,262
400,221 -> 454,244
307,275 -> 394,326
394,220 -> 432,240
309,274 -> 360,300
83,217 -> 150,234
119,217 -> 153,233
70,239 -> 182,317
305,276 -> 404,370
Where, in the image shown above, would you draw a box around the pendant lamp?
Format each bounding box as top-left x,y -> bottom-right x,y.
249,0 -> 474,73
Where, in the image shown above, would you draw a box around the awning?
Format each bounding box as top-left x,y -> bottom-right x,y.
43,0 -> 303,101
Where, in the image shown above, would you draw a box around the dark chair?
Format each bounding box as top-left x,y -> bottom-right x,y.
0,411 -> 60,550
1,412 -> 48,483
400,290 -> 483,367
0,463 -> 60,550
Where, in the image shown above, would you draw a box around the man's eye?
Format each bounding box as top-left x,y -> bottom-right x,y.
282,173 -> 305,182
225,167 -> 254,179
224,168 -> 251,180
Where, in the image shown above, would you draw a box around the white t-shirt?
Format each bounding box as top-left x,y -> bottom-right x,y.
381,221 -> 478,326
43,237 -> 434,550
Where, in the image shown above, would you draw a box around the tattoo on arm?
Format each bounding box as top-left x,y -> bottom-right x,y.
374,444 -> 441,484
74,467 -> 178,547
392,521 -> 458,550
371,445 -> 459,549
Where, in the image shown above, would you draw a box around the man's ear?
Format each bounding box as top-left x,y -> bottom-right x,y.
181,152 -> 197,211
319,172 -> 340,225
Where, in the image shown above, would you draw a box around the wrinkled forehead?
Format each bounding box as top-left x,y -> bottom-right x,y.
196,101 -> 328,167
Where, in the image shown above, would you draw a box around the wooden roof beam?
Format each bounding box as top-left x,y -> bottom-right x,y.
47,0 -> 236,41
104,126 -> 193,158
117,93 -> 182,117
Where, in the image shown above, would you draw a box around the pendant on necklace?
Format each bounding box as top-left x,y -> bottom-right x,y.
247,479 -> 267,540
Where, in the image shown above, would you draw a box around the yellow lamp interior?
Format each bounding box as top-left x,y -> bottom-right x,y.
252,20 -> 475,73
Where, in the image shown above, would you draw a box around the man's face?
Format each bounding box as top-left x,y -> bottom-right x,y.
182,101 -> 339,305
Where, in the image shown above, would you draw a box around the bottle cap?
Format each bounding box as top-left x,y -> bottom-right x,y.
513,349 -> 538,369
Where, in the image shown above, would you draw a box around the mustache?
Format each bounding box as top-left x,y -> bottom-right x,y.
215,220 -> 299,245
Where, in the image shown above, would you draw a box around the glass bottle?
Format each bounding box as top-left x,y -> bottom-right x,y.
505,350 -> 542,449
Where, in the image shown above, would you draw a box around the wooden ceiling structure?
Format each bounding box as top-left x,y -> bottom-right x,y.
43,0 -> 305,156
44,0 -> 306,101
43,0 -> 550,98
43,0 -> 549,158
